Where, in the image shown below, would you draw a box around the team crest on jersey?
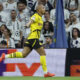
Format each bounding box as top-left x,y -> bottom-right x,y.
38,23 -> 43,26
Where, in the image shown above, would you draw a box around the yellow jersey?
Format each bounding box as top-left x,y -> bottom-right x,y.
27,13 -> 43,39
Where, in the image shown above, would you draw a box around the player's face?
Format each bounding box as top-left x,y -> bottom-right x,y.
40,5 -> 45,14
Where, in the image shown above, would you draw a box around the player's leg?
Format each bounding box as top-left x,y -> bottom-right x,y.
0,47 -> 31,62
36,47 -> 47,73
36,47 -> 55,77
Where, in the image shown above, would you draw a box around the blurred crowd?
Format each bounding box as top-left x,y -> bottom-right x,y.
0,0 -> 80,48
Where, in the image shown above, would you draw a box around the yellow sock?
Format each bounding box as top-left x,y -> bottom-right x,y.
40,56 -> 47,73
5,52 -> 23,58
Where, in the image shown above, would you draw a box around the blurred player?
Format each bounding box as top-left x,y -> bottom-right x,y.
0,4 -> 55,77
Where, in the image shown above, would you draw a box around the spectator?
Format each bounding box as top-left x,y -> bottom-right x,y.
43,21 -> 54,37
17,2 -> 27,25
0,24 -> 8,37
6,10 -> 23,48
43,10 -> 52,22
3,0 -> 17,12
67,0 -> 79,18
22,2 -> 30,23
0,40 -> 7,48
31,0 -> 53,14
17,2 -> 30,39
0,24 -> 15,48
44,36 -> 54,48
66,13 -> 80,38
70,28 -> 80,48
50,1 -> 70,25
68,0 -> 78,11
0,3 -> 9,23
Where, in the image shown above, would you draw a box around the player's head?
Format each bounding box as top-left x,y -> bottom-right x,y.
36,4 -> 45,15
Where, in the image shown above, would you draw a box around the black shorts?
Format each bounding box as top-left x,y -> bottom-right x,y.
24,39 -> 42,50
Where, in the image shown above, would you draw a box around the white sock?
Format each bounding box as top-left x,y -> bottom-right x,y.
5,55 -> 10,59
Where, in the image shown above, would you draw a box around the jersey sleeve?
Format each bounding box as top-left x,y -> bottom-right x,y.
31,14 -> 37,22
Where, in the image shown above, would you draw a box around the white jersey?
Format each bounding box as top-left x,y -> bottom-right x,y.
17,11 -> 30,36
23,8 -> 30,23
39,33 -> 46,44
69,0 -> 77,9
70,38 -> 80,48
50,8 -> 70,25
6,18 -> 22,44
17,11 -> 27,26
50,9 -> 56,25
3,1 -> 17,12
66,23 -> 80,38
71,10 -> 80,18
0,10 -> 9,23
24,27 -> 30,39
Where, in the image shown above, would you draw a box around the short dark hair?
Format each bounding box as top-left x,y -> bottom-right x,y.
11,9 -> 16,12
17,1 -> 23,6
17,1 -> 27,6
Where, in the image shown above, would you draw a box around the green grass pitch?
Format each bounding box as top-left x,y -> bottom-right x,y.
0,77 -> 80,80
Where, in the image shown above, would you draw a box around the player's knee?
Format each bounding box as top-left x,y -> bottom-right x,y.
22,52 -> 27,58
23,55 -> 25,58
40,52 -> 46,56
23,54 -> 26,58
